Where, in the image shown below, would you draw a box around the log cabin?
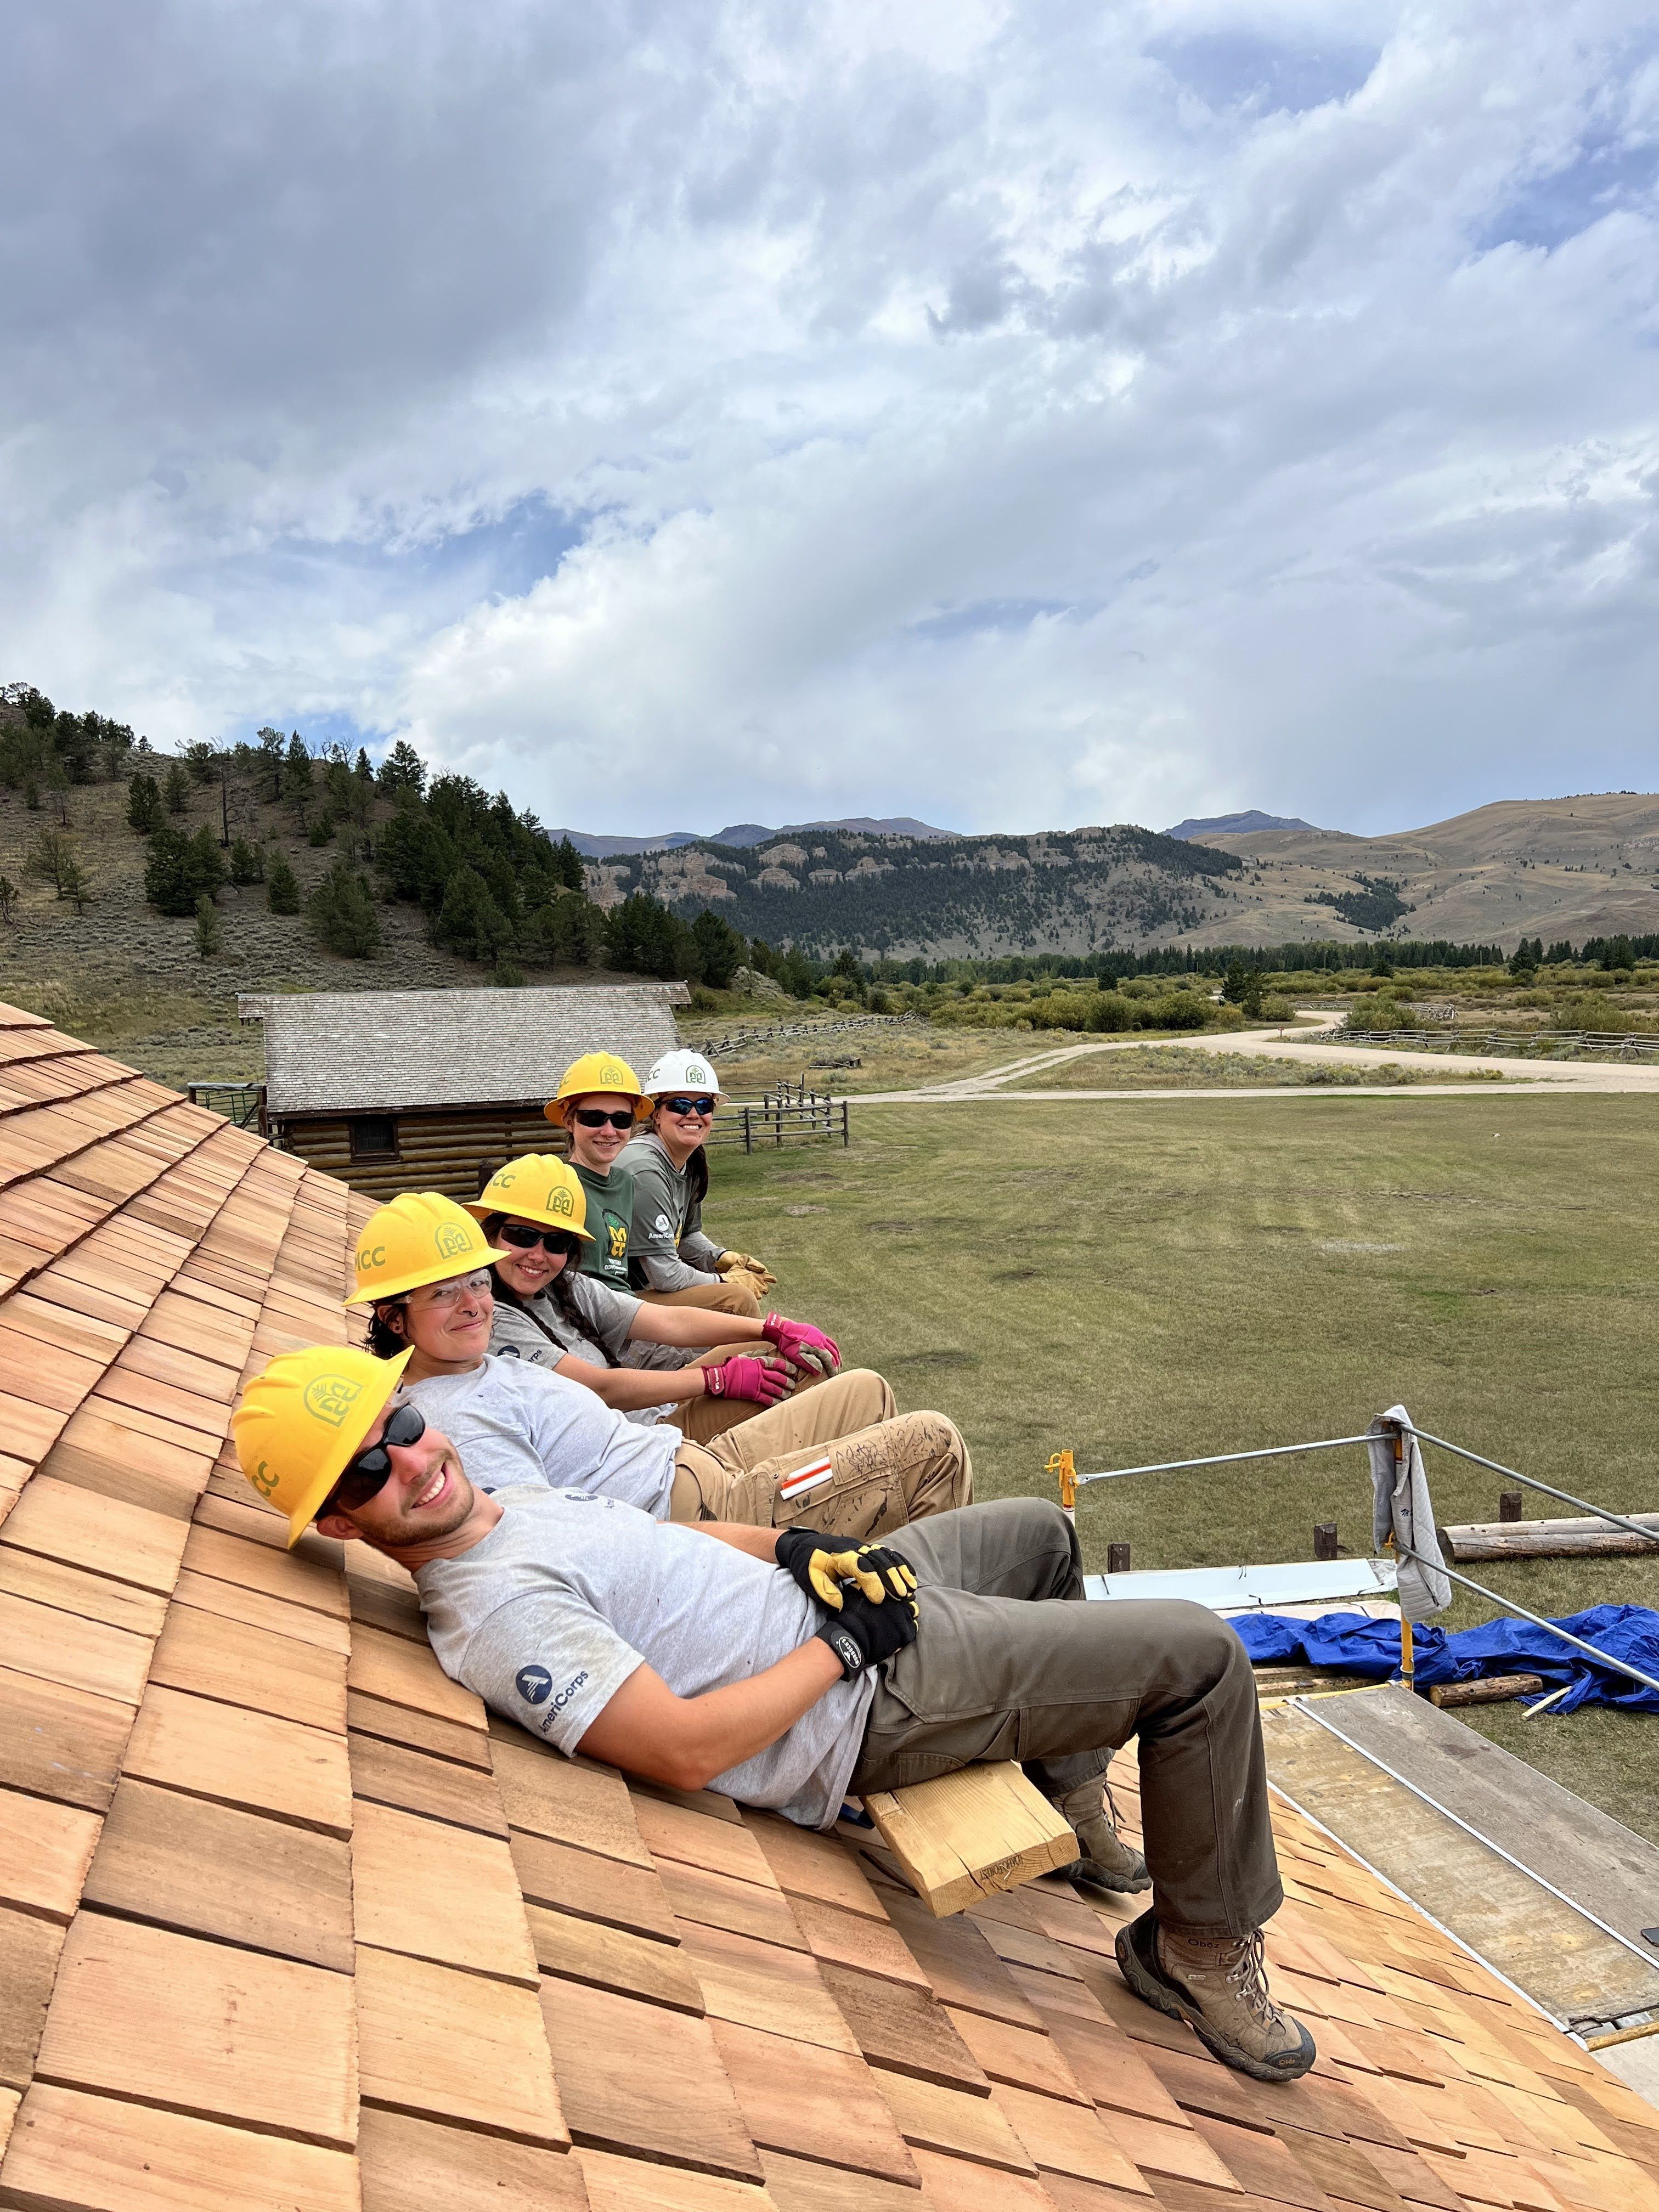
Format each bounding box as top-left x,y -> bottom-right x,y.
239,981 -> 688,1200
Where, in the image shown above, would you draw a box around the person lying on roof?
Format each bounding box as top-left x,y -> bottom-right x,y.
348,1192 -> 968,1534
233,1346 -> 1313,2089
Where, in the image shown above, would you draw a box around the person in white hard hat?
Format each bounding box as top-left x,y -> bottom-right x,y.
619,1048 -> 774,1318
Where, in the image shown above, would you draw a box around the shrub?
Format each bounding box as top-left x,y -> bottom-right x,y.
1141,994 -> 1208,1031
308,861 -> 381,958
1343,992 -> 1408,1032
1085,992 -> 1135,1032
493,957 -> 526,987
1553,992 -> 1646,1035
308,812 -> 336,848
267,856 -> 301,914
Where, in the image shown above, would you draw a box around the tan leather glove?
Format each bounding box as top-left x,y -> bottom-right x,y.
718,1251 -> 777,1295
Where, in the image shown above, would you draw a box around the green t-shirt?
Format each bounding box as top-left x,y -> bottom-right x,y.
572,1160 -> 637,1293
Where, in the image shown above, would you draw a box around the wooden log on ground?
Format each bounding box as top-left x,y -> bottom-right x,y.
861,1763 -> 1080,1917
1426,1674 -> 1545,1709
1440,1512 -> 1659,1561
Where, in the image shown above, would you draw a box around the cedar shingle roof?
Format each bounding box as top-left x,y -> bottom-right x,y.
0,998 -> 1655,2211
242,984 -> 690,1116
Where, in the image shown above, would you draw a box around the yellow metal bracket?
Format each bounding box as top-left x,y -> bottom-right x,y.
1046,1449 -> 1077,1517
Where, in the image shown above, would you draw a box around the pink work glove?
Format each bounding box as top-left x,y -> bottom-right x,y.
763,1313 -> 842,1378
705,1355 -> 792,1405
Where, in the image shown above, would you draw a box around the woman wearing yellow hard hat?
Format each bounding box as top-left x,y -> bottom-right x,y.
346,1189 -> 926,1527
543,1051 -> 653,1298
350,1187 -> 802,1435
469,1154 -> 845,1444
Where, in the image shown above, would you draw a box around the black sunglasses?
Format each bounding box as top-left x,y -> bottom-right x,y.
573,1107 -> 636,1130
498,1222 -> 583,1255
660,1096 -> 717,1117
325,1402 -> 427,1514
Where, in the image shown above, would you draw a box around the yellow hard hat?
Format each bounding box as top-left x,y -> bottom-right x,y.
465,1154 -> 593,1239
347,1192 -> 506,1305
545,1051 -> 651,1124
233,1344 -> 412,1548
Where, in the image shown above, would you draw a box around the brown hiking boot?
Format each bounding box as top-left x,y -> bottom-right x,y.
1054,1778 -> 1151,1895
1115,1909 -> 1316,2081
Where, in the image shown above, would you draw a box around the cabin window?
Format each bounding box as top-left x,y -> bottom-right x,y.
349,1115 -> 399,1161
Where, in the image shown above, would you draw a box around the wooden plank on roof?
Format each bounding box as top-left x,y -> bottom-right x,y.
0,1290 -> 128,1365
349,1734 -> 507,1838
0,1588 -> 152,1706
124,1681 -> 352,1839
710,2018 -> 921,2186
0,2083 -> 361,2212
492,1739 -> 651,1866
0,1905 -> 66,2094
41,1409 -> 212,1518
351,1798 -> 539,1985
526,1905 -> 705,2016
0,1549 -> 166,1640
349,1621 -> 486,1729
181,1519 -> 347,1618
357,2108 -> 588,2212
149,1602 -> 347,1734
0,1387 -> 74,1465
24,1268 -> 149,1332
541,1979 -> 760,2183
741,1808 -> 889,1920
0,1664 -> 133,1813
677,1920 -> 859,2055
349,1689 -> 493,1770
93,1363 -> 233,1440
864,1766 -> 1081,1919
170,1567 -> 352,1655
509,1831 -> 679,1945
356,1942 -> 567,2147
0,1476 -> 187,1595
82,1776 -> 353,1972
36,1912 -> 357,2147
0,1785 -> 101,1924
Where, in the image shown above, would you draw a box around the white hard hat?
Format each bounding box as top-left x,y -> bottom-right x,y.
643,1048 -> 723,1099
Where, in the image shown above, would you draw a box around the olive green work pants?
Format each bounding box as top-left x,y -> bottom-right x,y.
854,1498 -> 1284,1940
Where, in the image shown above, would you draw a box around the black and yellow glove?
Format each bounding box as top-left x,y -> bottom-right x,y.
815,1583 -> 919,1679
775,1528 -> 919,1610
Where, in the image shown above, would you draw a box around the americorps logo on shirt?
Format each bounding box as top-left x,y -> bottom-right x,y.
516,1666 -> 553,1704
653,1212 -> 673,1234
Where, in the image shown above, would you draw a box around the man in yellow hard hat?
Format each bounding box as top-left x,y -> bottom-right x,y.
230,1356 -> 1312,2088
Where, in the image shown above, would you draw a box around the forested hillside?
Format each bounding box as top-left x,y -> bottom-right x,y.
586,823 -> 1245,958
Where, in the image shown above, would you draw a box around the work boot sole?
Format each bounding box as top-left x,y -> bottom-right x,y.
1063,1853 -> 1152,1897
1114,1910 -> 1316,2083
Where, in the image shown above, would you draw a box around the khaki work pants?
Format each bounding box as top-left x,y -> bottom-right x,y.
669,1372 -> 972,1536
854,1498 -> 1283,1941
638,1279 -> 762,1320
665,1343 -> 829,1446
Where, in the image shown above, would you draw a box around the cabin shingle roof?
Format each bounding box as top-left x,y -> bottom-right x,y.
241,983 -> 689,1116
0,997 -> 1654,2211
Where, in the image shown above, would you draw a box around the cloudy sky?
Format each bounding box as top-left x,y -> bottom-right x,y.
4,2 -> 1658,838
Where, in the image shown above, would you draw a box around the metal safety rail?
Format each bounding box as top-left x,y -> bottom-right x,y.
185,1081 -> 267,1132
1047,1425 -> 1659,1700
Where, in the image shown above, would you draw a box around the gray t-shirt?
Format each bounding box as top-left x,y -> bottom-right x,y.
619,1131 -> 725,1289
418,1486 -> 874,1829
490,1282 -> 681,1429
404,1355 -> 679,1517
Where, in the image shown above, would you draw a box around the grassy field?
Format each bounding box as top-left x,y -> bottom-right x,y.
1001,1045 -> 1508,1091
706,1091 -> 1659,1837
702,1022 -> 1037,1098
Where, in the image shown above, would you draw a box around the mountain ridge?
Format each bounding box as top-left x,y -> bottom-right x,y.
555,814 -> 954,857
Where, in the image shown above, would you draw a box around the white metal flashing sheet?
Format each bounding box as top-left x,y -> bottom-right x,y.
1082,1556 -> 1399,1611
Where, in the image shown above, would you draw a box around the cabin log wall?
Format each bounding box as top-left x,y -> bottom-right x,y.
271,1105 -> 567,1202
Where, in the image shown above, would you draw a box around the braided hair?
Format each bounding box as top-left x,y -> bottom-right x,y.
483,1213 -> 623,1368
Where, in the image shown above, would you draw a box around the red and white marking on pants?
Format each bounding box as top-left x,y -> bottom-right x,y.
777,1456 -> 834,1502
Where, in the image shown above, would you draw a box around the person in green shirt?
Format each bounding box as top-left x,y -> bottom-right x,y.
543,1051 -> 651,1294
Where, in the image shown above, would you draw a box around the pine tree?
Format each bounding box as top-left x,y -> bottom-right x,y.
433,865 -> 513,963
285,732 -> 313,806
162,761 -> 190,814
143,823 -> 225,916
229,837 -> 264,885
377,738 -> 426,797
267,855 -> 301,914
193,893 -> 222,958
0,877 -> 15,923
127,772 -> 163,834
308,860 -> 381,958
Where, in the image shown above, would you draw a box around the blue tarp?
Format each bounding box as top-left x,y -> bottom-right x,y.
1231,1604 -> 1659,1714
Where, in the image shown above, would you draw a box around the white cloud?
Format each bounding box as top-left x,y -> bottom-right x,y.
3,0 -> 1658,834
